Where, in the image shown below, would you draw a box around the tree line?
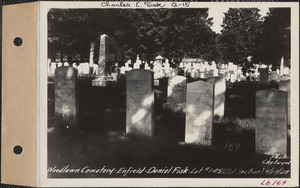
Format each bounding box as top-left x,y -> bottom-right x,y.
48,8 -> 290,73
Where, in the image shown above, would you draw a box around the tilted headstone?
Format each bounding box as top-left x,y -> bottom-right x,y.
185,80 -> 214,146
163,76 -> 187,112
126,69 -> 154,137
279,80 -> 290,125
256,89 -> 288,155
207,77 -> 226,118
55,67 -> 78,127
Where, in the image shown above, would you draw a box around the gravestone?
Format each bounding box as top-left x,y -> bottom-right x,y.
163,76 -> 187,112
54,67 -> 78,127
98,34 -> 109,76
207,77 -> 226,118
49,63 -> 57,77
185,80 -> 214,146
256,89 -> 288,155
92,34 -> 116,86
279,80 -> 290,126
126,69 -> 154,137
82,62 -> 90,74
269,71 -> 280,82
153,61 -> 164,79
259,68 -> 269,82
72,63 -> 77,69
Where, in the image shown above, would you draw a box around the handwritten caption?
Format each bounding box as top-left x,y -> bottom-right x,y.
261,154 -> 291,166
48,165 -> 289,177
100,1 -> 190,8
224,142 -> 241,152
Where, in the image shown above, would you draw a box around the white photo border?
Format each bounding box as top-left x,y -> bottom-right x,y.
39,1 -> 299,187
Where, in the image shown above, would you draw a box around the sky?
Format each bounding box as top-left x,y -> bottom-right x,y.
208,7 -> 270,33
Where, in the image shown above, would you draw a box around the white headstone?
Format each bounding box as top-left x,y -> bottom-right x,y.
120,66 -> 126,74
179,62 -> 184,68
72,63 -> 77,69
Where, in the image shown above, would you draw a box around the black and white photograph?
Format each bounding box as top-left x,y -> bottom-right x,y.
39,1 -> 299,187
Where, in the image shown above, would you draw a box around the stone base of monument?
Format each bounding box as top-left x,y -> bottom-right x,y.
92,76 -> 116,87
163,103 -> 186,113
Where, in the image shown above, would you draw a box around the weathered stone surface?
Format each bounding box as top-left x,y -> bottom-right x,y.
163,76 -> 186,112
256,89 -> 288,155
54,67 -> 78,126
279,80 -> 290,126
207,77 -> 226,118
185,80 -> 214,146
93,34 -> 116,86
98,34 -> 109,76
126,69 -> 154,136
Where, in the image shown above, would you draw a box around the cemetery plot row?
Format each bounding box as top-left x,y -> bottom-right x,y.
53,68 -> 290,156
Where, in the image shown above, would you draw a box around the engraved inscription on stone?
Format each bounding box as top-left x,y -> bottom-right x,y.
126,69 -> 154,137
256,89 -> 288,155
185,81 -> 214,146
54,67 -> 78,126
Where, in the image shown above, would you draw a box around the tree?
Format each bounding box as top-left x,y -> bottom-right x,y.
217,8 -> 263,73
258,8 -> 290,69
48,8 -> 218,64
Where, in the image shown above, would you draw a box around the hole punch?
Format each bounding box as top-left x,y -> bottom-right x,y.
14,37 -> 23,46
13,145 -> 23,155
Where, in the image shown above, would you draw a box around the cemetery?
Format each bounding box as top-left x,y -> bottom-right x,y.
47,36 -> 291,179
47,8 -> 291,179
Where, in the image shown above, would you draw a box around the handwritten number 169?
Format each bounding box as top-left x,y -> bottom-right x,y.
224,143 -> 240,152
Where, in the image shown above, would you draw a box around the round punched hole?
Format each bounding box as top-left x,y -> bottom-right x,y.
14,37 -> 23,46
13,145 -> 23,155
